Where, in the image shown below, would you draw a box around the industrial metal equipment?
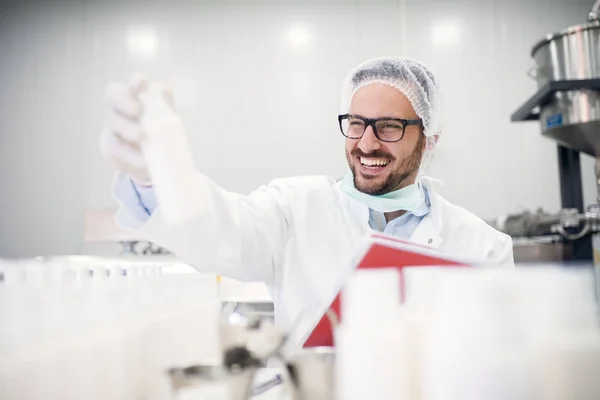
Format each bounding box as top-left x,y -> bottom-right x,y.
509,0 -> 600,271
168,304 -> 338,400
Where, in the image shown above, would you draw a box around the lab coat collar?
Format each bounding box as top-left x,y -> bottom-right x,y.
337,177 -> 443,248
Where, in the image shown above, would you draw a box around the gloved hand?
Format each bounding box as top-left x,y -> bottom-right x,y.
100,74 -> 173,186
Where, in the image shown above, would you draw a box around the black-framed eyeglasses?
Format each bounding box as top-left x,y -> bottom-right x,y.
338,114 -> 423,143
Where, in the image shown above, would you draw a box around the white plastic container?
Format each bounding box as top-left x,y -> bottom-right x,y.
138,83 -> 205,224
420,270 -> 537,400
0,258 -> 222,400
402,267 -> 460,400
519,268 -> 600,400
335,268 -> 409,400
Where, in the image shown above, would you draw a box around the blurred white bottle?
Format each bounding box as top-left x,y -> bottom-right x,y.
138,83 -> 204,223
335,268 -> 409,400
519,268 -> 600,400
402,267 -> 459,400
420,270 -> 537,400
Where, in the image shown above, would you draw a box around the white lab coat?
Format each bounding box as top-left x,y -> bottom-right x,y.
114,173 -> 514,350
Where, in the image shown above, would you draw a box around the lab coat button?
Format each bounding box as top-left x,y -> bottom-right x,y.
428,238 -> 433,244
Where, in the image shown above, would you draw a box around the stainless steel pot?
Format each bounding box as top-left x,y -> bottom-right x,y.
530,22 -> 600,86
527,8 -> 600,157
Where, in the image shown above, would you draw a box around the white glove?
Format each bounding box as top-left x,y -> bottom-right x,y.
100,74 -> 173,186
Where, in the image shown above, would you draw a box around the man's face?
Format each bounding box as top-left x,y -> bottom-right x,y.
345,83 -> 425,195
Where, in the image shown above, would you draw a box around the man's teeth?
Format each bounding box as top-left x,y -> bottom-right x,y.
360,157 -> 390,167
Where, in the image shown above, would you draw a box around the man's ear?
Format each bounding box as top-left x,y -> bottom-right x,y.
425,134 -> 439,151
422,133 -> 438,151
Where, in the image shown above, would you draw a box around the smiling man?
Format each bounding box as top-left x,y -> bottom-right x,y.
102,57 -> 514,349
344,81 -> 425,196
340,65 -> 433,227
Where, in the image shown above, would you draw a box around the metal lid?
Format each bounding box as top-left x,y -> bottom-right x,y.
531,21 -> 600,57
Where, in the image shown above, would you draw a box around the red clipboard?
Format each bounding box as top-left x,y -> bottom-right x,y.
303,232 -> 475,348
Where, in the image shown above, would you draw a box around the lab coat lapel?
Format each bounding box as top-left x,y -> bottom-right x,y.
409,214 -> 441,247
410,178 -> 443,248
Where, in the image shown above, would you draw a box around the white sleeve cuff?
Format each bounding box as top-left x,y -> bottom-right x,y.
111,173 -> 157,230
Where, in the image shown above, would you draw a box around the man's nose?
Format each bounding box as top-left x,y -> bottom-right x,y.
357,125 -> 381,153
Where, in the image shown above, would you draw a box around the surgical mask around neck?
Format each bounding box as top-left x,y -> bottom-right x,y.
340,170 -> 424,213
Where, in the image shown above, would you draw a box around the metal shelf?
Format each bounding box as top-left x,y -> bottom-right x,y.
511,79 -> 600,122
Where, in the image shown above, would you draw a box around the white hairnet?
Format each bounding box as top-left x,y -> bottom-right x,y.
340,57 -> 443,173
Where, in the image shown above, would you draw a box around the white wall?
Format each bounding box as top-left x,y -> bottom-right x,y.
0,0 -> 596,257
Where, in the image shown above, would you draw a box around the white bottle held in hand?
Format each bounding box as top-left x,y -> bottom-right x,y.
137,83 -> 204,223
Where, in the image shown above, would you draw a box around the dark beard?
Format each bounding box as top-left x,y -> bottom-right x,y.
348,133 -> 425,195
